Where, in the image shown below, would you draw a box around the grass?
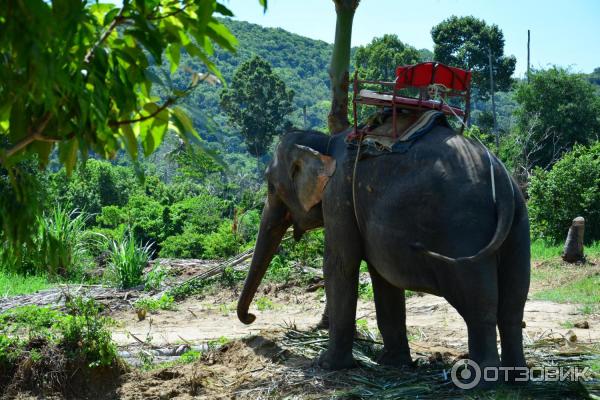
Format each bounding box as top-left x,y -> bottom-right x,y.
533,273 -> 600,313
530,239 -> 600,260
0,270 -> 52,296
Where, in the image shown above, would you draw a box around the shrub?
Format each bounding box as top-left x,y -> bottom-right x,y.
200,220 -> 240,259
36,206 -> 92,278
528,143 -> 600,243
106,232 -> 154,289
170,193 -> 229,235
159,230 -> 205,259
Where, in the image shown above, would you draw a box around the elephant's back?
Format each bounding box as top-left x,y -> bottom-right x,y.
354,126 -> 499,275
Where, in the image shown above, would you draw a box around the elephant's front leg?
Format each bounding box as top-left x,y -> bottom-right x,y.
368,264 -> 413,367
318,236 -> 361,370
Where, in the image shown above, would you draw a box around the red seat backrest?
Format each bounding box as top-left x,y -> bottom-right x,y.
395,62 -> 471,92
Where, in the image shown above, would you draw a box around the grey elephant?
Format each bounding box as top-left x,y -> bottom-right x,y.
236,122 -> 530,377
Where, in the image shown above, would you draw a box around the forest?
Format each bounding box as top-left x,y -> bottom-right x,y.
1,1 -> 599,398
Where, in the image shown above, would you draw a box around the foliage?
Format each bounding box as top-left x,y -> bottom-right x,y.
36,206 -> 92,278
144,263 -> 169,291
528,142 -> 600,244
514,67 -> 600,169
51,160 -> 136,222
200,220 -> 240,259
134,294 -> 175,312
431,16 -> 516,98
0,0 -> 239,171
220,56 -> 294,157
0,298 -> 117,372
106,232 -> 154,289
354,35 -> 421,81
265,255 -> 293,282
159,229 -> 205,259
1,205 -> 91,278
61,297 -> 117,367
256,296 -> 275,311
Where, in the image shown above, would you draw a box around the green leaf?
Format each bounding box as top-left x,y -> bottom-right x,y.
58,138 -> 79,176
102,7 -> 121,26
258,0 -> 267,12
120,124 -> 138,159
206,21 -> 237,52
170,107 -> 198,140
141,108 -> 168,157
215,3 -> 234,17
89,3 -> 115,24
166,43 -> 181,75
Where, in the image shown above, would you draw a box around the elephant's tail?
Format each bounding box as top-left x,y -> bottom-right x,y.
411,155 -> 515,265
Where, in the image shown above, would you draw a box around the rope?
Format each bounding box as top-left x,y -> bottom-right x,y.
351,134 -> 364,235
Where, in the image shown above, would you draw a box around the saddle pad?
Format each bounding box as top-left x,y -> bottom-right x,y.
347,110 -> 448,155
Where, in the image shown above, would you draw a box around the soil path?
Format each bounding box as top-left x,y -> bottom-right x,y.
112,287 -> 600,350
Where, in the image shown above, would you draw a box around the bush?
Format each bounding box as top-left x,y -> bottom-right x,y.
528,142 -> 600,243
159,230 -> 205,259
170,193 -> 229,235
200,220 -> 240,259
106,232 -> 154,289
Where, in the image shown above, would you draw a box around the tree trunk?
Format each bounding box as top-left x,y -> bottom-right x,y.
562,217 -> 585,263
328,0 -> 359,134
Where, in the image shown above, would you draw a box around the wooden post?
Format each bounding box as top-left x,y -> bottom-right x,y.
488,47 -> 499,151
562,217 -> 585,262
303,105 -> 307,129
527,30 -> 531,82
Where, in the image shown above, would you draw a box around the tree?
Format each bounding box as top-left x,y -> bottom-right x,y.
328,0 -> 360,134
219,56 -> 294,157
431,16 -> 516,98
354,35 -> 421,81
0,0 -> 265,243
514,67 -> 600,169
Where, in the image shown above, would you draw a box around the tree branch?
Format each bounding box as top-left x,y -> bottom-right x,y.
147,5 -> 188,21
84,6 -> 128,64
2,113 -> 53,160
108,98 -> 175,127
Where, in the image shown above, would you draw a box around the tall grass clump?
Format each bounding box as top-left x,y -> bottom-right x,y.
106,232 -> 154,289
0,205 -> 91,279
36,206 -> 91,277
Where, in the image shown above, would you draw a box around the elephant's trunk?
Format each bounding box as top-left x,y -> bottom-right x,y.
237,198 -> 290,325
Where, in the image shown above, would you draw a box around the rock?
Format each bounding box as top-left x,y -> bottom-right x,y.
566,330 -> 577,342
574,321 -> 589,329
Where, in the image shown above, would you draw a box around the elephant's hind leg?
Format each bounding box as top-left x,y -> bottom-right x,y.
368,264 -> 412,367
497,205 -> 530,376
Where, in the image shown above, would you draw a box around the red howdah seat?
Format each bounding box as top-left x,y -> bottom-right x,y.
352,62 -> 472,137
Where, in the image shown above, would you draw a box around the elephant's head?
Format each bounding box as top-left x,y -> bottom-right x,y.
237,133 -> 336,324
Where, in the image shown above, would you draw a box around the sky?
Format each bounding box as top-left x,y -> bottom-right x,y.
223,0 -> 600,78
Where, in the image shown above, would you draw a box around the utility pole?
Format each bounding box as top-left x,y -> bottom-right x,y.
488,47 -> 499,151
527,30 -> 531,82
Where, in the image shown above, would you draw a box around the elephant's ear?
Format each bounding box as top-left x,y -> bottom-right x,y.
290,144 -> 336,212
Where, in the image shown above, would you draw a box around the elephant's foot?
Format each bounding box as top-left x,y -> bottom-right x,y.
315,313 -> 329,330
377,348 -> 413,368
317,350 -> 356,370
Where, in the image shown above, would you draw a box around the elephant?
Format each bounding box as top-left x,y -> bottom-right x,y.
236,122 -> 530,377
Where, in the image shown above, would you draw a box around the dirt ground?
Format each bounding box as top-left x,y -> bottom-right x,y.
6,259 -> 600,399
107,261 -> 600,399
